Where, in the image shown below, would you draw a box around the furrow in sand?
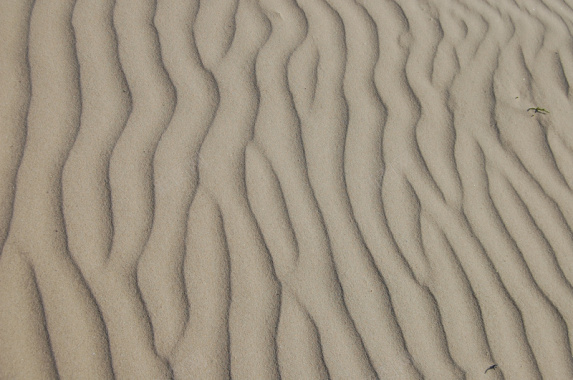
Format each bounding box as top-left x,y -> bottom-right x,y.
395,1 -> 501,377
252,0 -> 382,377
348,0 -> 464,379
95,0 -> 175,378
365,1 -> 475,378
171,188 -> 231,379
462,138 -> 573,380
391,1 -> 557,377
495,0 -> 573,249
464,7 -> 571,370
330,0 -> 464,377
193,0 -> 238,71
401,0 -> 463,209
371,1 -> 432,288
63,0 -> 129,277
457,8 -> 573,375
294,0 -> 391,376
245,142 -> 330,377
0,0 -> 33,251
281,0 -> 407,377
0,4 -> 35,367
245,142 -> 299,280
326,0 -> 429,377
66,0 -> 175,378
2,1 -> 114,378
0,253 -> 58,379
245,139 -> 377,379
432,12 -> 464,90
453,134 -> 540,380
548,128 -> 573,189
418,3 -> 508,378
541,0 -> 573,32
418,211 -> 497,380
195,1 -> 280,377
417,2 -> 570,379
109,0 -> 175,273
492,0 -> 573,292
493,137 -> 573,287
138,0 -> 218,361
488,167 -> 573,345
287,37 -> 318,117
549,0 -> 573,32
446,2 -> 551,378
275,289 -> 330,380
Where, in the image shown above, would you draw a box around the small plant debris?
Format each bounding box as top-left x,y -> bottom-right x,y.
527,107 -> 549,116
485,364 -> 498,374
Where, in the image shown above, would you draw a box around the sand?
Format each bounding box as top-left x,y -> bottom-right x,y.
1,0 -> 573,379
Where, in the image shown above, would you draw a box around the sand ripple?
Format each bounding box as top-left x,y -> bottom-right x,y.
2,0 -> 573,379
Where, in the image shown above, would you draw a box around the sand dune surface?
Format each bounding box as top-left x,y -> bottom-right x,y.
2,0 -> 573,379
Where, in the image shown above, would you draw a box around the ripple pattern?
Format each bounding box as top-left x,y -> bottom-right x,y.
2,0 -> 573,379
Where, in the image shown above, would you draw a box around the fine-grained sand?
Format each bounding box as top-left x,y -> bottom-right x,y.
2,0 -> 573,379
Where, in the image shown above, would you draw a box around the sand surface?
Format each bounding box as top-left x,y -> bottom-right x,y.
2,0 -> 573,379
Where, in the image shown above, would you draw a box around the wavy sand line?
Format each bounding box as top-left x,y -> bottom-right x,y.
2,0 -> 573,379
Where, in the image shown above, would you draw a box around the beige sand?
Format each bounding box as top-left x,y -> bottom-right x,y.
2,0 -> 573,378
